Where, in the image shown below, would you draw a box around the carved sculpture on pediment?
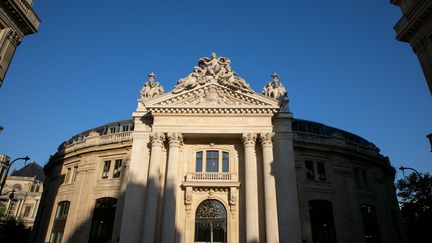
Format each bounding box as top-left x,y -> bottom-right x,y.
140,73 -> 165,99
182,86 -> 247,106
172,52 -> 254,94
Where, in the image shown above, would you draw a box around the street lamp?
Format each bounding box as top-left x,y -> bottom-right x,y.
0,156 -> 30,194
399,166 -> 422,177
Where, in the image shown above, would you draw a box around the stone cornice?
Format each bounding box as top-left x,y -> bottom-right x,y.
3,0 -> 40,35
143,82 -> 280,115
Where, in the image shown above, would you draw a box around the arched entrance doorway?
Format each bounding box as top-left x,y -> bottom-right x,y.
194,199 -> 227,243
88,197 -> 117,243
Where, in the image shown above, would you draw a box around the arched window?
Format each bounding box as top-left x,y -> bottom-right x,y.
89,197 -> 117,243
309,200 -> 337,243
195,200 -> 227,243
360,204 -> 382,243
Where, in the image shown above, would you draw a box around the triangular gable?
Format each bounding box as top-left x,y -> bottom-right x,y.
142,82 -> 280,115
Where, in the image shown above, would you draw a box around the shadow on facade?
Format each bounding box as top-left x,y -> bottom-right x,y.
29,146 -> 66,243
30,156 -> 181,243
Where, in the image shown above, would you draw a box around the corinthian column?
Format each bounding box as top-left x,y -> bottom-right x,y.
141,132 -> 165,243
260,132 -> 280,243
161,132 -> 183,243
242,133 -> 260,242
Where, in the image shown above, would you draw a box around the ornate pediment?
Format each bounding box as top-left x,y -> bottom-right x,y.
143,82 -> 280,115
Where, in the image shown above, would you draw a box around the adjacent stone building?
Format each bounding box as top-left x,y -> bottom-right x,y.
391,0 -> 432,150
0,161 -> 44,228
32,54 -> 406,243
0,0 -> 40,87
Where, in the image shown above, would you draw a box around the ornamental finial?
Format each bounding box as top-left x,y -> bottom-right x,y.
140,73 -> 164,99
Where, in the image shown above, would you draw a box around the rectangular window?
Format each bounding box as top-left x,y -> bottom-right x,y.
50,232 -> 63,243
317,162 -> 326,181
31,184 -> 36,192
354,168 -> 360,185
206,150 -> 219,172
7,200 -> 17,216
72,166 -> 78,182
195,151 -> 203,172
102,160 -> 111,179
362,169 -> 368,186
222,152 -> 229,172
305,160 -> 315,180
55,201 -> 70,220
23,205 -> 32,218
109,127 -> 116,134
113,160 -> 122,178
35,184 -> 40,192
64,168 -> 71,184
121,125 -> 129,132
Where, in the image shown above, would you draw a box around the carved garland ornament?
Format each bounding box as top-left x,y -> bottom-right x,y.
172,52 -> 254,94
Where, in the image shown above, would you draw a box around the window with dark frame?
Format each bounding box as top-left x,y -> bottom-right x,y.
23,205 -> 32,218
72,166 -> 78,182
113,159 -> 122,178
55,201 -> 70,220
65,168 -> 71,184
317,162 -> 326,181
195,151 -> 203,172
206,150 -> 219,172
361,169 -> 368,186
222,152 -> 229,172
102,160 -> 111,179
305,160 -> 315,180
354,168 -> 360,185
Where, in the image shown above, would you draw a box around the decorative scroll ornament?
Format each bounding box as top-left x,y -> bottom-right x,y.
172,52 -> 254,94
140,73 -> 164,99
196,200 -> 227,219
262,73 -> 287,100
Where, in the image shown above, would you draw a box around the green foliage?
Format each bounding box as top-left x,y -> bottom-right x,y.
396,172 -> 432,243
0,216 -> 31,243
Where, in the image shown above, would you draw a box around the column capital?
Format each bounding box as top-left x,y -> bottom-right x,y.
260,132 -> 274,146
150,132 -> 165,147
242,133 -> 257,147
167,132 -> 183,147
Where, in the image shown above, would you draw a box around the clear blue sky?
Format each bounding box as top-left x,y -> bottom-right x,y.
0,1 -> 430,179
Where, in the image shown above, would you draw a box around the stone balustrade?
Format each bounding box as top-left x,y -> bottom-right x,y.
185,172 -> 237,182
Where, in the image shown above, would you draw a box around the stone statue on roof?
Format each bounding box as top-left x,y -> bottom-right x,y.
140,73 -> 164,99
172,53 -> 254,94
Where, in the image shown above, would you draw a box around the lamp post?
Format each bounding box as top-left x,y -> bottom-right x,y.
0,156 -> 30,195
399,166 -> 422,177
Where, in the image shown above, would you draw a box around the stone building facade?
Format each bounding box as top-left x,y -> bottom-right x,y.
0,0 -> 40,87
0,162 -> 44,228
32,54 -> 405,243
